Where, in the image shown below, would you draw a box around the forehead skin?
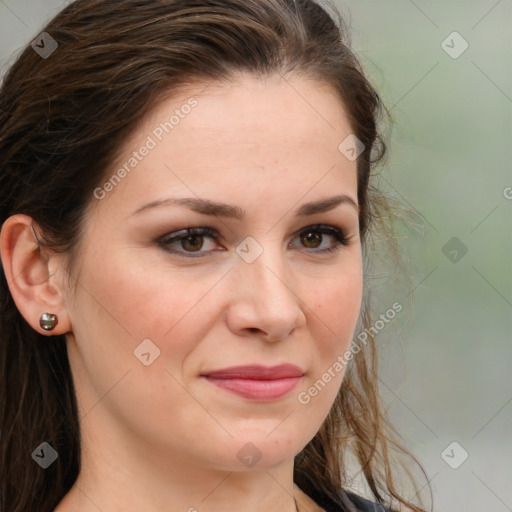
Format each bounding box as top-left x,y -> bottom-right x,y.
85,72 -> 358,237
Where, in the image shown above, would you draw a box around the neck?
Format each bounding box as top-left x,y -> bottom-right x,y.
54,422 -> 303,512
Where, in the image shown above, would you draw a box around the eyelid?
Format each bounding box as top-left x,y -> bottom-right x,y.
157,227 -> 221,253
290,224 -> 351,254
158,226 -> 219,243
157,223 -> 353,258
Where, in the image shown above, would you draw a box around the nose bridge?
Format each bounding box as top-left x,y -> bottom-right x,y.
237,235 -> 291,299
229,236 -> 305,339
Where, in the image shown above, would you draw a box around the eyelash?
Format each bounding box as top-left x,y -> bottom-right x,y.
157,224 -> 350,259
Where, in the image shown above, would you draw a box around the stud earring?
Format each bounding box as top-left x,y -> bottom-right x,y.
39,313 -> 58,331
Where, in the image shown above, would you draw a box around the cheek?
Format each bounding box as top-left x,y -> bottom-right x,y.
76,243 -> 220,340
309,262 -> 363,350
296,260 -> 362,412
67,247 -> 220,432
67,242 -> 227,409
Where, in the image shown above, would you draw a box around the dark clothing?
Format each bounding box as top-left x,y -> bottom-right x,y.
304,486 -> 390,512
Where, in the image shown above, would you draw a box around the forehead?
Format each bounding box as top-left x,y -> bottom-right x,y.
93,73 -> 358,218
129,72 -> 352,152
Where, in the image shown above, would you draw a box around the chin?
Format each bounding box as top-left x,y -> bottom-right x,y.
207,429 -> 310,471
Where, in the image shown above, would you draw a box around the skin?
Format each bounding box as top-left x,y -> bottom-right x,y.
1,73 -> 363,512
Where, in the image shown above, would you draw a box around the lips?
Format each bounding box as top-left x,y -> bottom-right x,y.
202,364 -> 303,379
201,364 -> 304,401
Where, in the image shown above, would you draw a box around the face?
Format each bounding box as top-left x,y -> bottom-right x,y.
63,73 -> 363,472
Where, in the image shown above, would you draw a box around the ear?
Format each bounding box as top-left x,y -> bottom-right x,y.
0,214 -> 72,336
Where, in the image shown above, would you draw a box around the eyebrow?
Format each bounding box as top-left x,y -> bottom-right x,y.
130,194 -> 359,219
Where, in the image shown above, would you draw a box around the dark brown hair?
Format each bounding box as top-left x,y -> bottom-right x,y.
0,1 -> 430,511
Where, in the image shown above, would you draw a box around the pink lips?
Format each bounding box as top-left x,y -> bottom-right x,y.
201,364 -> 304,401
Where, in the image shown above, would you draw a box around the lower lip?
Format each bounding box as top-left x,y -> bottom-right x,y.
204,376 -> 302,401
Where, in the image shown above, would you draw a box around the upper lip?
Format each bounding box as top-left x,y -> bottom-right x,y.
201,364 -> 304,380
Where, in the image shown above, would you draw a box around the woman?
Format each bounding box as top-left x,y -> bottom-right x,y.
0,1 -> 430,511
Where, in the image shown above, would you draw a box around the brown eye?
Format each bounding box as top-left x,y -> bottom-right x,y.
292,225 -> 349,254
181,234 -> 204,252
301,231 -> 322,249
159,227 -> 220,258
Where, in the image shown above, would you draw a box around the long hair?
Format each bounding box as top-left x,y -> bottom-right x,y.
0,1 -> 429,511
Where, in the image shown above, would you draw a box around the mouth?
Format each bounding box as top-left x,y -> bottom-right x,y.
200,364 -> 304,401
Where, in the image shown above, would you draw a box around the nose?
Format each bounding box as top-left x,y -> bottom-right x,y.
225,243 -> 307,342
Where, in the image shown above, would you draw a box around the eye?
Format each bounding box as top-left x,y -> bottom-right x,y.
290,224 -> 349,254
158,227 -> 220,258
157,224 -> 350,258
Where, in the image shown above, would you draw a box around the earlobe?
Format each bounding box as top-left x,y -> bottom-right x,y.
0,214 -> 71,336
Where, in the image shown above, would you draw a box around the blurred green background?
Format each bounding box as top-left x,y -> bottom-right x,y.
338,1 -> 512,511
1,1 -> 511,511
